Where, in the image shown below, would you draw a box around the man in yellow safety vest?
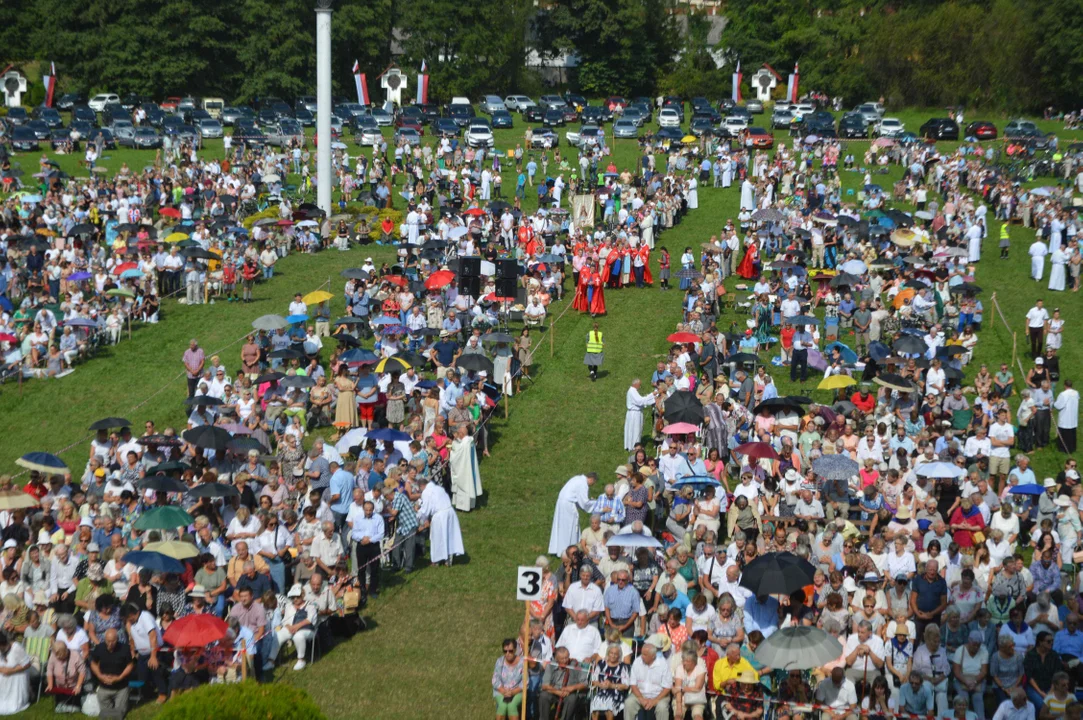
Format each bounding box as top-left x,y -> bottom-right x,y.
584,322 -> 604,381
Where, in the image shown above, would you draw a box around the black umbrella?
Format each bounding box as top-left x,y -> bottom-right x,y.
341,268 -> 370,280
892,336 -> 928,355
412,327 -> 441,337
422,240 -> 448,250
393,351 -> 428,368
115,223 -> 141,233
874,373 -> 917,392
181,247 -> 218,261
455,354 -> 495,375
663,390 -> 705,424
943,367 -> 965,381
482,332 -> 514,344
254,372 -> 285,384
739,552 -> 817,597
67,223 -> 96,236
487,201 -> 511,213
281,375 -> 316,388
137,434 -> 184,447
333,317 -> 368,326
752,397 -> 806,414
267,348 -> 304,360
829,272 -> 861,287
140,475 -> 189,493
675,268 -> 703,281
184,395 -> 223,407
227,437 -> 268,454
182,425 -> 232,451
937,345 -> 968,357
149,461 -> 191,475
88,417 -> 133,431
335,334 -> 362,347
724,353 -> 760,365
188,482 -> 240,498
950,283 -> 983,294
836,215 -> 859,227
832,400 -> 856,415
787,315 -> 820,327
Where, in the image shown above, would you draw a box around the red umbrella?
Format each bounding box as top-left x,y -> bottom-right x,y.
384,275 -> 409,287
276,219 -> 294,227
734,442 -> 780,461
113,262 -> 138,276
667,332 -> 700,344
159,208 -> 180,219
0,333 -> 16,343
424,270 -> 455,290
162,613 -> 228,649
463,208 -> 487,217
483,293 -> 517,303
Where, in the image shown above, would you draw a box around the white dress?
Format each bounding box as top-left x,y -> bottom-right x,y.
1048,249 -> 1067,291
419,482 -> 464,563
450,436 -> 482,512
1047,318 -> 1064,350
548,475 -> 594,554
0,643 -> 31,715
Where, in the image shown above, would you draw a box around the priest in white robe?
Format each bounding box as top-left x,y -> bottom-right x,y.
686,178 -> 699,210
548,474 -> 597,554
740,178 -> 755,211
1030,238 -> 1048,281
624,380 -> 656,451
1049,248 -> 1068,291
721,158 -> 734,188
418,478 -> 464,565
450,426 -> 482,512
966,223 -> 983,262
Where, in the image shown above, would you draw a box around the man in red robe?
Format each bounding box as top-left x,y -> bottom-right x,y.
572,266 -> 591,313
589,267 -> 606,316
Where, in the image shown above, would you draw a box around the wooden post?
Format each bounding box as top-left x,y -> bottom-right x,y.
550,319 -> 555,358
127,314 -> 132,341
520,601 -> 530,720
504,384 -> 509,420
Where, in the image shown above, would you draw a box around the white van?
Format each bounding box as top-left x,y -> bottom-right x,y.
88,93 -> 120,112
202,97 -> 225,119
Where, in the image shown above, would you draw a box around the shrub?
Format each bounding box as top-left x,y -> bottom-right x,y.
156,682 -> 326,720
241,207 -> 279,230
373,208 -> 404,241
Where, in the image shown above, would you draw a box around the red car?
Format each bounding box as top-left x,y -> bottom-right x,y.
965,121 -> 998,140
394,116 -> 425,134
742,127 -> 774,149
160,96 -> 182,112
605,96 -> 627,112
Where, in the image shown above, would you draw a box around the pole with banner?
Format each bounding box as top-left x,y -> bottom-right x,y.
516,565 -> 543,720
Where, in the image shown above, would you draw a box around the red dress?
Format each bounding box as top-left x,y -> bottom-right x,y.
572,270 -> 591,313
638,246 -> 653,284
736,241 -> 759,280
589,271 -> 606,315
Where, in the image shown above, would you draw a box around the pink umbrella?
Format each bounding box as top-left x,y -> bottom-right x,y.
662,422 -> 700,435
218,424 -> 251,435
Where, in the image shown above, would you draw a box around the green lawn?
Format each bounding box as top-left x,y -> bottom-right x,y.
8,107 -> 1083,718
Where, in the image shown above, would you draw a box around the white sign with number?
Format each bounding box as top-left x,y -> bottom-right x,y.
516,566 -> 543,601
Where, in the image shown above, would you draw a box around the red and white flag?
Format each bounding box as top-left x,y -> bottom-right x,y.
416,60 -> 429,105
43,62 -> 57,108
352,60 -> 369,105
731,60 -> 742,104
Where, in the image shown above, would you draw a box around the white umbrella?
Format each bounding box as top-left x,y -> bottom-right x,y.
296,220 -> 319,228
754,626 -> 842,670
448,226 -> 469,240
606,533 -> 662,549
331,142 -> 348,150
839,259 -> 867,275
915,461 -> 966,479
914,211 -> 934,220
263,174 -> 281,183
335,428 -> 368,454
1030,187 -> 1052,197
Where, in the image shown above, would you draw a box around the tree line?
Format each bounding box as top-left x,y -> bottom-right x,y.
0,0 -> 1078,111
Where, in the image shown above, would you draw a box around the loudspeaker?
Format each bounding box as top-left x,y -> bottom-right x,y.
459,276 -> 481,296
497,259 -> 519,280
459,256 -> 481,277
497,278 -> 518,298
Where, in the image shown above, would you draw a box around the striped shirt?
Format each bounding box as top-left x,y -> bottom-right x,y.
392,492 -> 419,537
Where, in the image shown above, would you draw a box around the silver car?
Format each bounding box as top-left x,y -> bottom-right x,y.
112,120 -> 136,143
613,118 -> 638,139
267,119 -> 304,147
197,118 -> 224,139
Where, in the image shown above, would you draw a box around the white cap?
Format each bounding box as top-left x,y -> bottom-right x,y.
1,539 -> 16,550
287,584 -> 304,598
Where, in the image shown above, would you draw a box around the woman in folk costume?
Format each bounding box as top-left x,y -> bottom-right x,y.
736,234 -> 760,280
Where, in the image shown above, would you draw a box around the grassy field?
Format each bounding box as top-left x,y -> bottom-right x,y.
7,105 -> 1083,718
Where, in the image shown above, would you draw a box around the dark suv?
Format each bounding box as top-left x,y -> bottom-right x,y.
919,118 -> 960,140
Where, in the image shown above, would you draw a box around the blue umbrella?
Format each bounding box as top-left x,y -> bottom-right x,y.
671,476 -> 722,490
414,380 -> 438,389
823,342 -> 858,364
340,348 -> 378,364
916,462 -> 966,479
1009,484 -> 1045,496
15,452 -> 68,474
381,325 -> 408,335
370,316 -> 401,326
123,550 -> 186,574
606,533 -> 663,549
121,269 -> 144,279
21,194 -> 43,204
69,271 -> 93,282
812,454 -> 859,481
286,314 -> 308,324
66,317 -> 99,328
868,342 -> 891,361
366,428 -> 411,442
788,315 -> 821,326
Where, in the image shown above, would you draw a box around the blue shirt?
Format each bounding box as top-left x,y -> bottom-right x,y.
665,591 -> 691,617
603,584 -> 640,619
1008,467 -> 1036,486
329,469 -> 355,514
1053,629 -> 1083,659
349,513 -> 385,543
912,574 -> 947,613
743,595 -> 779,638
355,374 -> 378,404
899,680 -> 935,715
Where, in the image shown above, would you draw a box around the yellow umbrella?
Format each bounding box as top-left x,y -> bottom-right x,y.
35,228 -> 56,237
817,375 -> 857,391
144,540 -> 200,560
163,232 -> 189,243
890,228 -> 918,248
374,356 -> 411,373
681,135 -> 697,144
303,290 -> 334,305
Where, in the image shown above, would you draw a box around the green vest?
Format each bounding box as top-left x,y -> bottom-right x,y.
586,331 -> 604,353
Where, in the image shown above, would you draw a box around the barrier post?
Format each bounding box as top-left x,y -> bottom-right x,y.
519,601 -> 530,720
550,318 -> 555,358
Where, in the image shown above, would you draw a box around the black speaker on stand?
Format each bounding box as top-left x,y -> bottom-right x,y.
458,255 -> 483,298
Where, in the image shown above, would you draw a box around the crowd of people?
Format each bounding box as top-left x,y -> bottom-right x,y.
497,131 -> 1083,720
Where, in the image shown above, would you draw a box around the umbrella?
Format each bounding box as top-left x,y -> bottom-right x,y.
839,259 -> 867,275
373,355 -> 413,374
670,476 -> 722,490
188,482 -> 240,498
15,452 -> 68,474
752,398 -> 806,415
163,232 -> 190,243
868,342 -> 891,361
88,417 -> 133,431
812,455 -> 860,481
163,614 -> 229,649
751,208 -> 785,223
893,336 -> 928,355
184,395 -> 223,406
482,333 -> 514,344
280,375 -> 316,389
891,228 -> 920,248
667,332 -> 701,344
829,272 -> 861,287
663,390 -> 704,424
123,550 -> 186,573
340,348 -> 379,365
455,354 -> 495,375
254,372 -> 285,385
182,425 -> 233,451
675,268 -> 702,281
0,489 -> 39,510
252,315 -> 289,332
302,290 -> 334,305
137,434 -> 183,448
951,283 -> 983,295
341,268 -> 370,280
286,314 -> 309,324
662,422 -> 700,435
786,315 -> 820,327
159,208 -> 181,219
139,475 -> 189,493
832,401 -> 856,415
383,275 -> 409,288
606,533 -> 663,549
106,288 -> 135,299
1009,484 -> 1045,496
754,626 -> 843,671
218,424 -> 251,435
916,462 -> 967,479
336,334 -> 362,348
424,270 -> 456,290
267,348 -> 304,360
740,552 -> 817,596
334,317 -> 368,327
915,211 -> 934,221
463,208 -> 487,217
227,437 -> 268,454
148,461 -> 192,476
263,174 -> 281,183
873,373 -> 916,393
733,442 -> 779,461
366,428 -> 412,443
68,271 -> 93,282
937,345 -> 968,358
723,353 -> 760,366
818,375 -> 857,390
823,342 -> 858,364
68,223 -> 97,236
133,507 -> 195,531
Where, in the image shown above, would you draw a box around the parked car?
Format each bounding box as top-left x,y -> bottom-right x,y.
220,106 -> 245,126
393,127 -> 422,145
741,126 -> 774,148
110,119 -> 135,143
24,120 -> 51,141
5,107 -> 28,126
296,96 -> 318,114
560,105 -> 579,122
177,97 -> 198,114
690,117 -> 714,137
416,103 -> 441,124
580,106 -> 606,125
542,108 -> 565,127
745,99 -> 764,114
370,107 -> 393,126
336,103 -> 369,121
88,93 -> 120,111
658,108 -> 681,128
622,107 -> 647,127
919,117 -> 960,140
854,103 -> 883,125
876,117 -> 905,138
1004,119 -> 1040,137
529,127 -> 559,148
197,118 -> 224,139
539,95 -> 566,111
838,115 -> 867,138
523,105 -> 545,123
55,93 -> 86,111
159,96 -> 183,112
394,115 -> 424,134
431,118 -> 460,138
446,104 -> 474,127
692,107 -> 722,124
656,127 -> 685,142
9,126 -> 39,151
771,109 -> 794,129
32,107 -> 64,129
293,107 -> 315,127
49,129 -> 79,151
965,121 -> 998,140
126,126 -> 161,149
353,116 -> 382,144
465,122 -> 494,148
257,108 -> 278,128
491,110 -> 513,129
613,118 -> 638,139
87,127 -> 117,149
236,126 -> 266,147
566,124 -> 603,148
722,115 -> 749,134
504,95 -> 535,113
605,96 -> 628,112
479,95 -> 506,114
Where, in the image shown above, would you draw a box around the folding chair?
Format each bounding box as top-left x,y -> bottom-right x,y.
28,635 -> 51,703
